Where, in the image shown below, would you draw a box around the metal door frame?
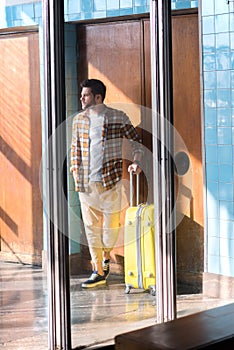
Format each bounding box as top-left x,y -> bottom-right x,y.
150,0 -> 176,322
42,0 -> 71,349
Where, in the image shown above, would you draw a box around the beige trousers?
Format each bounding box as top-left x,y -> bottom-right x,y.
79,182 -> 122,264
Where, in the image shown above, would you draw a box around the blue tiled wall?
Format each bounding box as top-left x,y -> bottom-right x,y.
202,0 -> 234,277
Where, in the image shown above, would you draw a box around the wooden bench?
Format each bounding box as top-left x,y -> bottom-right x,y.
115,303 -> 234,349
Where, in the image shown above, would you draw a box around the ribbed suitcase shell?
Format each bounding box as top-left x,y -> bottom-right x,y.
124,202 -> 156,295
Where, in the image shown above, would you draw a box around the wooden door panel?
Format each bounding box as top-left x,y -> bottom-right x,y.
171,14 -> 204,290
0,32 -> 43,265
172,14 -> 203,224
77,21 -> 142,124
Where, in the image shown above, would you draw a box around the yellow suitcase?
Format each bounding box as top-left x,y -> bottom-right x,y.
124,173 -> 156,295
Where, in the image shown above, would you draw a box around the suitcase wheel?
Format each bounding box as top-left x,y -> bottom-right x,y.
125,285 -> 131,294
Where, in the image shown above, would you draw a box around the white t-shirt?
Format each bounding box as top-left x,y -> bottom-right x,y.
89,113 -> 104,182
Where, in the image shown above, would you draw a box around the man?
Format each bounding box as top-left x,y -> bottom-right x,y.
70,79 -> 142,288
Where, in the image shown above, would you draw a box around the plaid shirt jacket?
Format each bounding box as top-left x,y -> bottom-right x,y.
70,105 -> 143,192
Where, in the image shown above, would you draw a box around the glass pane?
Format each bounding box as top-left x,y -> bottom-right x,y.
65,19 -> 157,349
0,1 -> 47,348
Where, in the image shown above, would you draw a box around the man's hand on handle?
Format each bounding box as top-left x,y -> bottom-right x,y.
128,162 -> 142,175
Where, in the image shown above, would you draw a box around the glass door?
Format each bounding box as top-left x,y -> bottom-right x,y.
66,18 -> 157,350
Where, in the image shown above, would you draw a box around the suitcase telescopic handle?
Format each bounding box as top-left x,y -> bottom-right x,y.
130,171 -> 140,207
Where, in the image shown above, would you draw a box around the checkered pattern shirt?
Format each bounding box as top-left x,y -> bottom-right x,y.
70,105 -> 143,192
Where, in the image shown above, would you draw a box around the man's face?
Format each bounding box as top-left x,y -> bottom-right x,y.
80,87 -> 96,110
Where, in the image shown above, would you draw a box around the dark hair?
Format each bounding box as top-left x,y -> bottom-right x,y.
80,79 -> 106,102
